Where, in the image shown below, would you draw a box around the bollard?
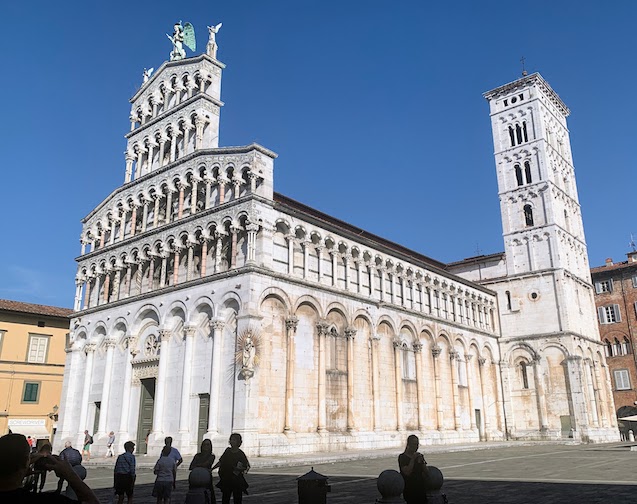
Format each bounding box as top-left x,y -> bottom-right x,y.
424,465 -> 448,504
298,467 -> 331,504
629,430 -> 635,442
376,469 -> 405,503
184,467 -> 213,504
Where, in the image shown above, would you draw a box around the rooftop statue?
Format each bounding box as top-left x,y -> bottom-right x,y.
167,21 -> 196,61
142,67 -> 154,83
206,22 -> 222,59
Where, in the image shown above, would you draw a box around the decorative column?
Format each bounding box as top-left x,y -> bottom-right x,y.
112,267 -> 121,302
233,179 -> 241,200
190,178 -> 199,214
410,280 -> 416,309
207,319 -> 225,435
124,152 -> 135,183
399,277 -> 406,307
200,238 -> 209,276
465,354 -> 477,429
432,345 -> 444,430
317,320 -> 329,432
286,234 -> 295,275
284,317 -> 298,433
204,177 -> 212,209
158,135 -> 167,168
230,227 -> 238,268
393,339 -> 404,431
169,130 -> 177,163
302,242 -> 310,279
97,339 -> 116,435
77,344 -> 96,436
532,355 -> 549,431
173,247 -> 181,286
368,263 -> 374,297
413,341 -> 425,431
248,172 -> 258,193
370,333 -> 381,430
316,246 -> 324,283
153,195 -> 161,228
152,329 -> 171,434
584,360 -> 599,427
130,205 -> 138,236
477,357 -> 490,440
214,233 -> 224,273
331,252 -> 338,286
118,336 -> 137,440
449,350 -> 462,430
217,179 -> 226,205
177,183 -> 185,219
179,326 -> 197,434
565,355 -> 588,434
102,271 -> 110,304
246,224 -> 258,264
592,362 -> 608,427
186,243 -> 194,281
418,284 -> 425,312
160,254 -> 168,288
73,281 -> 82,311
165,190 -> 173,224
344,255 -> 351,291
195,117 -> 205,150
345,327 -> 357,431
125,264 -> 132,298
390,272 -> 396,305
357,261 -> 363,294
379,268 -> 386,302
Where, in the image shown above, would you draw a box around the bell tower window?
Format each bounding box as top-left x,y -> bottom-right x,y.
524,205 -> 534,227
515,164 -> 523,186
509,126 -> 515,147
524,161 -> 532,184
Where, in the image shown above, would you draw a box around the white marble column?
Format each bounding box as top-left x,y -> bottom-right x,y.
97,339 -> 116,436
465,354 -> 477,429
78,344 -> 96,437
414,341 -> 425,431
302,242 -> 310,279
370,333 -> 381,430
179,326 -> 196,434
478,357 -> 490,440
117,336 -> 137,443
152,329 -> 172,434
317,320 -> 328,432
207,320 -> 224,436
432,345 -> 444,430
246,224 -> 259,264
449,351 -> 462,431
284,317 -> 298,433
393,339 -> 404,431
532,355 -> 549,430
345,327 -> 356,431
287,235 -> 295,275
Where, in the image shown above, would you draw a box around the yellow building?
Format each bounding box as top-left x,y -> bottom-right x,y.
0,299 -> 72,447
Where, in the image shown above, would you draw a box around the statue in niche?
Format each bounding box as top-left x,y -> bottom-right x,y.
206,22 -> 222,58
167,21 -> 196,61
236,328 -> 261,380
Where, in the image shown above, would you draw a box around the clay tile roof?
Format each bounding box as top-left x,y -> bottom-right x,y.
0,299 -> 73,319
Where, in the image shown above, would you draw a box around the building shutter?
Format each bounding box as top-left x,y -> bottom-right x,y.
614,304 -> 622,322
608,279 -> 614,292
632,275 -> 637,288
594,282 -> 602,294
597,307 -> 606,324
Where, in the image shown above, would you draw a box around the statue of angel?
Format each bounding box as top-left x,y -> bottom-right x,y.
167,21 -> 196,61
206,22 -> 222,58
142,68 -> 154,83
242,334 -> 256,370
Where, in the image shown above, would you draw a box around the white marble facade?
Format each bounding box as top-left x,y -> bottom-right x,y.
55,39 -> 617,458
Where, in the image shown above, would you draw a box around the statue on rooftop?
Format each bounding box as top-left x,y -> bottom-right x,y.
142,67 -> 154,83
206,22 -> 222,58
167,21 -> 196,61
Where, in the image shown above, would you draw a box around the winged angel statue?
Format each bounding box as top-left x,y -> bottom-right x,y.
167,21 -> 196,61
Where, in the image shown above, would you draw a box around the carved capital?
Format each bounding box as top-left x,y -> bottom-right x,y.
316,320 -> 330,336
412,342 -> 423,353
285,316 -> 299,332
449,350 -> 459,361
478,357 -> 487,367
104,338 -> 117,349
209,319 -> 225,332
183,325 -> 197,338
344,327 -> 357,340
84,343 -> 96,354
158,329 -> 172,342
431,345 -> 442,358
392,338 -> 403,349
466,354 -> 473,361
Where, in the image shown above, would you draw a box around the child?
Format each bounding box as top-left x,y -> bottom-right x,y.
213,433 -> 250,504
153,445 -> 176,504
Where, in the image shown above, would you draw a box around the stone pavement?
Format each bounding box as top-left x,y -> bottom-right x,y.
44,442 -> 637,503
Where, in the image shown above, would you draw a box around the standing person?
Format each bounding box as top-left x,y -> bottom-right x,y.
398,434 -> 429,504
114,441 -> 136,504
106,432 -> 116,457
212,433 -> 250,504
0,433 -> 99,503
153,446 -> 176,504
30,444 -> 53,492
57,441 -> 83,494
189,439 -> 216,503
82,431 -> 93,461
163,437 -> 183,468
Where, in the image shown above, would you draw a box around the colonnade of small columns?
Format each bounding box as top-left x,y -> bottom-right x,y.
125,112 -> 214,183
74,223 -> 259,311
130,71 -> 215,131
278,231 -> 496,334
81,170 -> 261,255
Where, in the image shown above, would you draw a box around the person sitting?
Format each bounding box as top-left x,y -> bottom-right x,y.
0,433 -> 99,503
189,439 -> 216,503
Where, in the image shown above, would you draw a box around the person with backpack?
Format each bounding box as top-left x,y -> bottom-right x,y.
82,431 -> 93,461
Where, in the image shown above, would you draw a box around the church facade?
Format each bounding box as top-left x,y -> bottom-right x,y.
54,29 -> 618,457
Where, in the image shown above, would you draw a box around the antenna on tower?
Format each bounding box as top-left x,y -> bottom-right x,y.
520,57 -> 528,77
630,233 -> 636,252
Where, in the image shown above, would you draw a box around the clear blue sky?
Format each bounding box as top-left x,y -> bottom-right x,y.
0,1 -> 633,308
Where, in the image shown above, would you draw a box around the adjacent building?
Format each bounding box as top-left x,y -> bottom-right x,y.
54,24 -> 618,458
0,299 -> 72,447
590,251 -> 637,429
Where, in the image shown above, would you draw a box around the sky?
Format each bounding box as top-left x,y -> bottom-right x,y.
0,1 -> 634,308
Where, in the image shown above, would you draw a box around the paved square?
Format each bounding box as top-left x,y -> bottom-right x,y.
44,444 -> 637,503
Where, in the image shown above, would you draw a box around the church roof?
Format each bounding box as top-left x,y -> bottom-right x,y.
0,299 -> 73,319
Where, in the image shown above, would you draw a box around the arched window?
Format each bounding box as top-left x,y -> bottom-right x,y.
524,205 -> 534,226
515,164 -> 523,186
523,121 -> 529,142
505,290 -> 512,310
524,161 -> 532,184
613,338 -> 622,356
604,339 -> 612,357
520,361 -> 529,389
509,126 -> 515,147
622,337 -> 631,355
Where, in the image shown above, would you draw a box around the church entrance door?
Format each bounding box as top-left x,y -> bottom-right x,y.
198,394 -> 210,444
137,378 -> 155,454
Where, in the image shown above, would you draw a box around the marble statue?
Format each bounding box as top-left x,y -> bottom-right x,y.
167,21 -> 196,61
206,22 -> 222,58
142,68 -> 154,83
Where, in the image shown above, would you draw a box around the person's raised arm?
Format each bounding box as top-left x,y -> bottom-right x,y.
48,457 -> 99,504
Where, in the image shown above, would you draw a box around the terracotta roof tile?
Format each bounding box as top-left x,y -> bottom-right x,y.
0,299 -> 73,319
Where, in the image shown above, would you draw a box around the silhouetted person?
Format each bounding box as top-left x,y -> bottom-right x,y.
399,434 -> 429,504
114,441 -> 136,504
164,436 -> 183,468
213,433 -> 249,504
57,441 -> 82,494
0,433 -> 99,503
190,439 -> 216,503
30,444 -> 53,492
